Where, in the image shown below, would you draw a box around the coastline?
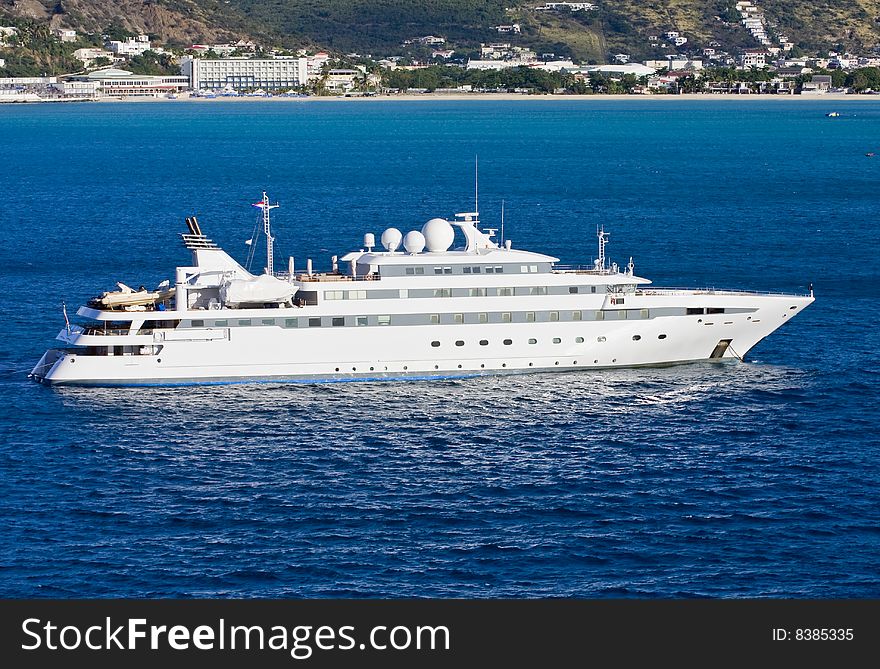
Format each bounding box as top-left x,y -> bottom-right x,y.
84,92 -> 879,103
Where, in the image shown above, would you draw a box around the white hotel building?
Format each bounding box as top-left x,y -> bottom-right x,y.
181,57 -> 309,91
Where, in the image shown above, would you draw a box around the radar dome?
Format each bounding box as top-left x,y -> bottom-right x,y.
403,230 -> 426,254
381,228 -> 403,252
421,218 -> 455,253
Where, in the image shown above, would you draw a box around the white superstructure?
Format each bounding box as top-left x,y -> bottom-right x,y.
31,195 -> 814,386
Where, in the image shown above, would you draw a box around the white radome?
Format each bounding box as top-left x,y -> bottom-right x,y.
381,227 -> 403,252
403,230 -> 426,254
421,218 -> 455,253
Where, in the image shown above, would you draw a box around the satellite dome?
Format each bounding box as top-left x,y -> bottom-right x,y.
403,230 -> 426,254
421,218 -> 455,253
381,227 -> 403,252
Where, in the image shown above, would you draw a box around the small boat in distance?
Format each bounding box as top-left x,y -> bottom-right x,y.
826,111 -> 840,117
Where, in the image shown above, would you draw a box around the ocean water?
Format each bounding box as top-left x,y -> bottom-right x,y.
1,99 -> 878,598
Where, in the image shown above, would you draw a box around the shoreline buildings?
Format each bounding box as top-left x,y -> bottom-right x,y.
180,56 -> 309,91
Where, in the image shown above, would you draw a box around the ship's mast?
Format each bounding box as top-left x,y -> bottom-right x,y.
254,192 -> 280,275
597,226 -> 609,270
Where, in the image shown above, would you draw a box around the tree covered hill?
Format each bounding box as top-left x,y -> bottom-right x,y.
2,0 -> 879,60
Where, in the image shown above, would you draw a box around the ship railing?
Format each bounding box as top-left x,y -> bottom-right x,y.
553,265 -> 619,275
637,287 -> 809,297
276,272 -> 380,283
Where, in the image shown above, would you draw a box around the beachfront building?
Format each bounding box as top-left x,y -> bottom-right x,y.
181,56 -> 309,91
67,69 -> 189,97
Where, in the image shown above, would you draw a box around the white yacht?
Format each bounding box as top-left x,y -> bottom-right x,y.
31,193 -> 814,386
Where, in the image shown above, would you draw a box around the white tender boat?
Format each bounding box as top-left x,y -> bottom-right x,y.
30,192 -> 814,386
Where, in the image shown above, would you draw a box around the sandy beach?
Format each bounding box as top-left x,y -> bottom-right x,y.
92,92 -> 880,103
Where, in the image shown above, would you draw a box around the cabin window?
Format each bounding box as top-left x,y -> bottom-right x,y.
212,320 -> 228,327
298,291 -> 318,306
707,307 -> 725,314
597,336 -> 606,342
453,314 -> 464,324
415,267 -> 424,275
495,266 -> 504,273
431,341 -> 440,347
569,286 -> 578,294
501,312 -> 512,323
530,265 -> 538,273
686,308 -> 705,315
443,267 -> 452,274
324,290 -> 344,300
478,313 -> 488,323
596,311 -> 604,321
377,315 -> 391,326
430,314 -> 440,324
528,338 -> 537,344
347,290 -> 366,300
434,267 -> 443,275
332,317 -> 344,327
485,266 -> 494,273
356,316 -> 368,326
526,312 -> 536,322
575,336 -> 584,343
658,334 -> 667,340
406,267 -> 415,275
553,337 -> 562,344
472,266 -> 481,274
308,318 -> 321,327
399,289 -> 408,298
470,288 -> 487,297
191,319 -> 205,327
549,311 -> 559,322
434,288 -> 452,298
530,286 -> 547,296
479,340 -> 489,346
591,286 -> 597,293
633,335 -> 642,341
572,311 -> 582,321
463,266 -> 471,274
641,309 -> 649,319
521,265 -> 529,273
455,340 -> 465,347
503,339 -> 513,345
498,287 -> 513,296
284,319 -> 297,328
261,319 -> 274,326
238,319 -> 251,326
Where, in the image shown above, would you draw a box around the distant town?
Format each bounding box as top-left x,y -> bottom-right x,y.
2,1 -> 880,102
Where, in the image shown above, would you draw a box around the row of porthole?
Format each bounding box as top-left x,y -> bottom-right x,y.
330,359 -> 633,374
431,334 -> 668,347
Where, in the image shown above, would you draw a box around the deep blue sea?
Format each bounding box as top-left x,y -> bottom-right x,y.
1,99 -> 878,598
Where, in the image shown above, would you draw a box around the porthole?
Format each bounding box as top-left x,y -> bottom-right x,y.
554,361 -> 559,365
632,335 -> 641,341
658,334 -> 667,340
479,340 -> 489,346
528,338 -> 537,345
480,364 -> 485,369
403,365 -> 408,370
457,364 -> 462,369
597,336 -> 606,343
612,358 -> 617,363
575,337 -> 584,343
369,367 -> 374,371
594,359 -> 598,363
352,367 -> 357,371
156,358 -> 161,363
335,367 -> 340,372
552,338 -> 561,344
455,340 -> 464,347
502,363 -> 507,368
431,341 -> 440,347
435,365 -> 439,369
528,362 -> 533,367
70,358 -> 76,363
503,339 -> 512,345
573,360 -> 578,364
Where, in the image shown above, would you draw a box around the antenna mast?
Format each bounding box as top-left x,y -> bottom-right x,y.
597,226 -> 609,270
500,199 -> 505,245
474,155 -> 479,227
254,191 -> 280,275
